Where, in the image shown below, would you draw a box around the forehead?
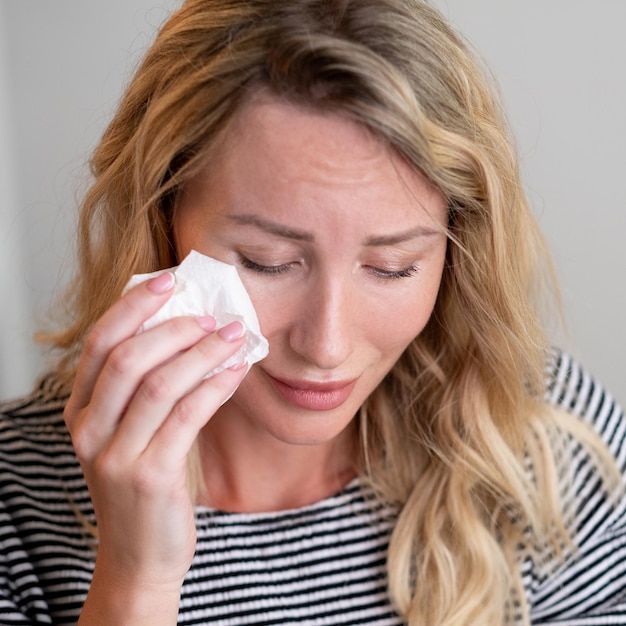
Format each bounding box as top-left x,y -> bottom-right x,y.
221,93 -> 385,164
179,91 -> 448,234
210,93 -> 439,194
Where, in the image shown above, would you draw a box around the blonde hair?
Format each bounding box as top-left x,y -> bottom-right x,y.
44,0 -> 614,623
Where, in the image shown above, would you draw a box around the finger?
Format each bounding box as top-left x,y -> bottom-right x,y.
109,323 -> 247,459
66,272 -> 176,420
70,315 -> 219,458
145,362 -> 249,469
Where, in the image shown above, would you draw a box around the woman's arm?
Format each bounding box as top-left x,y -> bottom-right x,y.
64,271 -> 248,625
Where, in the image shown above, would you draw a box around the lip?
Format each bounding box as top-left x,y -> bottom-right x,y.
267,375 -> 357,411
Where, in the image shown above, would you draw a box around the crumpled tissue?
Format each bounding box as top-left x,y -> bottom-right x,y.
124,250 -> 269,377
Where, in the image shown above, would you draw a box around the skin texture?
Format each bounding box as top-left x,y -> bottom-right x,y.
175,95 -> 449,512
65,272 -> 250,624
64,95 -> 448,624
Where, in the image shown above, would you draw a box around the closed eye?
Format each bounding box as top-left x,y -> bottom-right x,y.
366,264 -> 418,280
239,255 -> 296,275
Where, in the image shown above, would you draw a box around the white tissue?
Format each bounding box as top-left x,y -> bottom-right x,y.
124,250 -> 269,377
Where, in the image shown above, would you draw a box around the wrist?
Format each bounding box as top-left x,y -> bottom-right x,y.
79,560 -> 184,625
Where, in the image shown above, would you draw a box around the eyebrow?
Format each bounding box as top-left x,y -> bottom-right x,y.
227,213 -> 441,245
227,214 -> 314,241
363,226 -> 442,246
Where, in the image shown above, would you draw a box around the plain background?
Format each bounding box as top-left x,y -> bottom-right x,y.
0,1 -> 624,405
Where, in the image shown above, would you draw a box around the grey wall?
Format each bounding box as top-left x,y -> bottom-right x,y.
431,1 -> 626,405
0,0 -> 181,398
1,1 -> 624,405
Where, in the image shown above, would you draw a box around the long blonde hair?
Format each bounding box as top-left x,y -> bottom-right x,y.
44,0 -> 608,623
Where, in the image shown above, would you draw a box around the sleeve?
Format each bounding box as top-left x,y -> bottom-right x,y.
0,391 -> 93,626
526,349 -> 626,624
0,408 -> 53,625
0,499 -> 52,625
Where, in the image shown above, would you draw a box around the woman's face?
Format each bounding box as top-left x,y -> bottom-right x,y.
174,95 -> 448,448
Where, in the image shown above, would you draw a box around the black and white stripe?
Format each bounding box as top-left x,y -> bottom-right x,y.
1,349 -> 625,625
182,488 -> 399,624
523,350 -> 626,624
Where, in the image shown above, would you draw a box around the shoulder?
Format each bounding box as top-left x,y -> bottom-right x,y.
542,348 -> 625,537
0,374 -> 69,441
0,374 -> 79,509
0,377 -> 93,625
524,349 -> 626,622
544,347 -> 624,459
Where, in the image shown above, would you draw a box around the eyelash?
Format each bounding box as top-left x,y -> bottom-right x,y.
239,255 -> 418,280
369,265 -> 419,280
239,256 -> 294,275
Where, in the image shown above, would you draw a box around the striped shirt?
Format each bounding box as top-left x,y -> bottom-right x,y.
1,350 -> 625,625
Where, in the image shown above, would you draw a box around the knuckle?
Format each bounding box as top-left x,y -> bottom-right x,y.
126,461 -> 161,497
164,316 -> 205,346
170,396 -> 198,428
83,451 -> 154,505
63,400 -> 77,428
106,342 -> 139,378
117,289 -> 151,322
93,449 -> 123,483
195,337 -> 216,359
168,315 -> 194,335
70,422 -> 97,463
83,323 -> 112,361
92,448 -> 158,496
195,334 -> 235,362
138,370 -> 172,404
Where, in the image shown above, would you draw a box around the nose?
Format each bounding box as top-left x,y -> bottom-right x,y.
289,272 -> 355,371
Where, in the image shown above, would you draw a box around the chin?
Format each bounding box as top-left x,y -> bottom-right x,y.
267,414 -> 357,447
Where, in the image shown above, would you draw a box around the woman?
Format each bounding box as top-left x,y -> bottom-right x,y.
1,0 -> 625,624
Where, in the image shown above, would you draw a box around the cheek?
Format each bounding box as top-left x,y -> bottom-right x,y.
376,303 -> 431,358
376,277 -> 443,354
238,277 -> 291,341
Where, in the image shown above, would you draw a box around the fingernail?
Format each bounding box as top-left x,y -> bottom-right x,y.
147,271 -> 175,294
196,316 -> 216,332
228,360 -> 247,371
218,321 -> 245,342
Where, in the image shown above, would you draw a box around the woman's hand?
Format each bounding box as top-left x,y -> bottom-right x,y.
64,271 -> 248,624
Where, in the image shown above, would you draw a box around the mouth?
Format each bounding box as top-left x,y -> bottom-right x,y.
267,374 -> 357,411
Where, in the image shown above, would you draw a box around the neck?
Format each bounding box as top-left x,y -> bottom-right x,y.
196,414 -> 358,513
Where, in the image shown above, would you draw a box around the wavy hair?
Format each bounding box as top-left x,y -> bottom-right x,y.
44,0 -> 602,623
